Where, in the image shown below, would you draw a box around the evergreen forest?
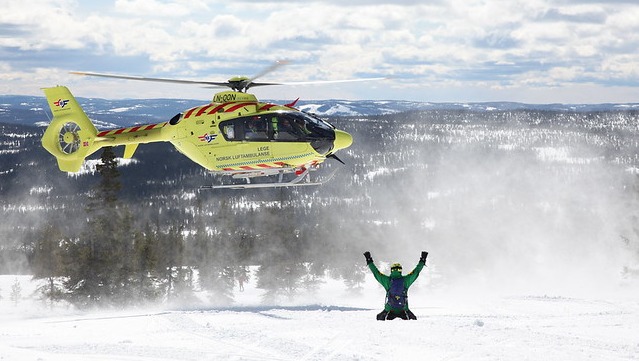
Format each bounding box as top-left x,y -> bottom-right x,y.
2,108 -> 639,308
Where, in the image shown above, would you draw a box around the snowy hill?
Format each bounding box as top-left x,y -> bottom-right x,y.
2,94 -> 639,127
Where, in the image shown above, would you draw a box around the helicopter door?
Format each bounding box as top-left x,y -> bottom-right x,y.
241,116 -> 273,165
243,116 -> 269,141
218,116 -> 272,166
271,115 -> 302,140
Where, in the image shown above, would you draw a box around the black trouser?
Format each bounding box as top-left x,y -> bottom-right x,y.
376,309 -> 417,320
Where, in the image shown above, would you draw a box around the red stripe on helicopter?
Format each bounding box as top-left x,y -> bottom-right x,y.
184,107 -> 198,118
258,104 -> 277,111
96,123 -> 165,137
183,102 -> 257,119
195,104 -> 214,117
184,103 -> 225,119
184,103 -> 221,119
146,123 -> 164,130
184,103 -> 229,119
206,104 -> 227,115
221,162 -> 288,171
226,102 -> 254,112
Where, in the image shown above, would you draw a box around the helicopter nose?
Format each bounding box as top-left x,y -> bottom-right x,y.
333,129 -> 353,151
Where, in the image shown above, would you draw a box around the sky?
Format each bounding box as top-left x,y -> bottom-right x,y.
1,0 -> 639,103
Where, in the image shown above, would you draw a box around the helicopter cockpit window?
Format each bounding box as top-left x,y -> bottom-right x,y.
219,112 -> 335,143
297,112 -> 334,134
283,112 -> 334,139
272,115 -> 303,140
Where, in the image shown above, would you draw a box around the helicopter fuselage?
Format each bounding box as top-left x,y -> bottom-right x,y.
55,90 -> 352,174
49,62 -> 373,187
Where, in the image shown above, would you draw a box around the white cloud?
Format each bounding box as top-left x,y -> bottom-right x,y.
2,0 -> 639,102
114,0 -> 209,17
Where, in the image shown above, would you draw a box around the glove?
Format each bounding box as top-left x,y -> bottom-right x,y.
363,251 -> 373,264
419,251 -> 428,264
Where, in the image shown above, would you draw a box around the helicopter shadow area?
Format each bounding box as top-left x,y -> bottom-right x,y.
172,304 -> 372,319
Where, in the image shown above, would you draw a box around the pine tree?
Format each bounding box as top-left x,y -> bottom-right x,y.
131,226 -> 160,302
31,223 -> 65,304
10,278 -> 21,306
252,191 -> 310,303
63,147 -> 136,308
341,264 -> 367,294
300,261 -> 326,293
192,196 -> 236,305
154,223 -> 195,303
256,261 -> 305,303
196,225 -> 235,305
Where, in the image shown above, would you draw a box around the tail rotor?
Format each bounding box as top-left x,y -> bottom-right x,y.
59,122 -> 82,154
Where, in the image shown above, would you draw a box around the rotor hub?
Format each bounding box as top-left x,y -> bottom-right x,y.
63,131 -> 77,144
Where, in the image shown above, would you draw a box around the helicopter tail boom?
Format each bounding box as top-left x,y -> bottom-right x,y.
42,86 -> 173,172
41,86 -> 100,172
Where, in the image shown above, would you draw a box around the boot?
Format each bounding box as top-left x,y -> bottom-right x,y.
376,310 -> 389,320
406,309 -> 417,320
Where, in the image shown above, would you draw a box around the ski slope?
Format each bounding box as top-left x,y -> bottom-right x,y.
1,274 -> 638,360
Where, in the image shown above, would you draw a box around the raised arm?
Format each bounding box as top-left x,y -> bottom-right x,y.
364,251 -> 390,289
404,251 -> 428,288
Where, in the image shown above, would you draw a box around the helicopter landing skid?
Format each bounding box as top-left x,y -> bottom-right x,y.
200,167 -> 338,190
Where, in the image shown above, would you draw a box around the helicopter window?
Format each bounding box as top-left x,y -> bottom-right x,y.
296,112 -> 333,134
276,112 -> 334,140
243,116 -> 269,141
219,112 -> 333,142
223,124 -> 235,139
271,115 -> 303,140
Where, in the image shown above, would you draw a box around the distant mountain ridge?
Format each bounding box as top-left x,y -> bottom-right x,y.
2,94 -> 639,128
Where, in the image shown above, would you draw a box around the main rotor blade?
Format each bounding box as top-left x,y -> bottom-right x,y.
70,71 -> 229,87
277,77 -> 388,86
70,69 -> 387,90
200,78 -> 387,89
248,60 -> 289,84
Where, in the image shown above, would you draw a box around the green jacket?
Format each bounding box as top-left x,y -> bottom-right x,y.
368,261 -> 425,312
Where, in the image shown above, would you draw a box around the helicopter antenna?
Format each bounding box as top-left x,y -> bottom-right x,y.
41,107 -> 52,122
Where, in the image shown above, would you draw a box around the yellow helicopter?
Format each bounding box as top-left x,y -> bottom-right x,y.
41,62 -> 376,189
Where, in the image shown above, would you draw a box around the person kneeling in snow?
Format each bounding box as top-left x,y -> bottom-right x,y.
364,251 -> 427,320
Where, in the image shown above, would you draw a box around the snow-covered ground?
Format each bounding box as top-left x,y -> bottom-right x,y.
1,273 -> 638,360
